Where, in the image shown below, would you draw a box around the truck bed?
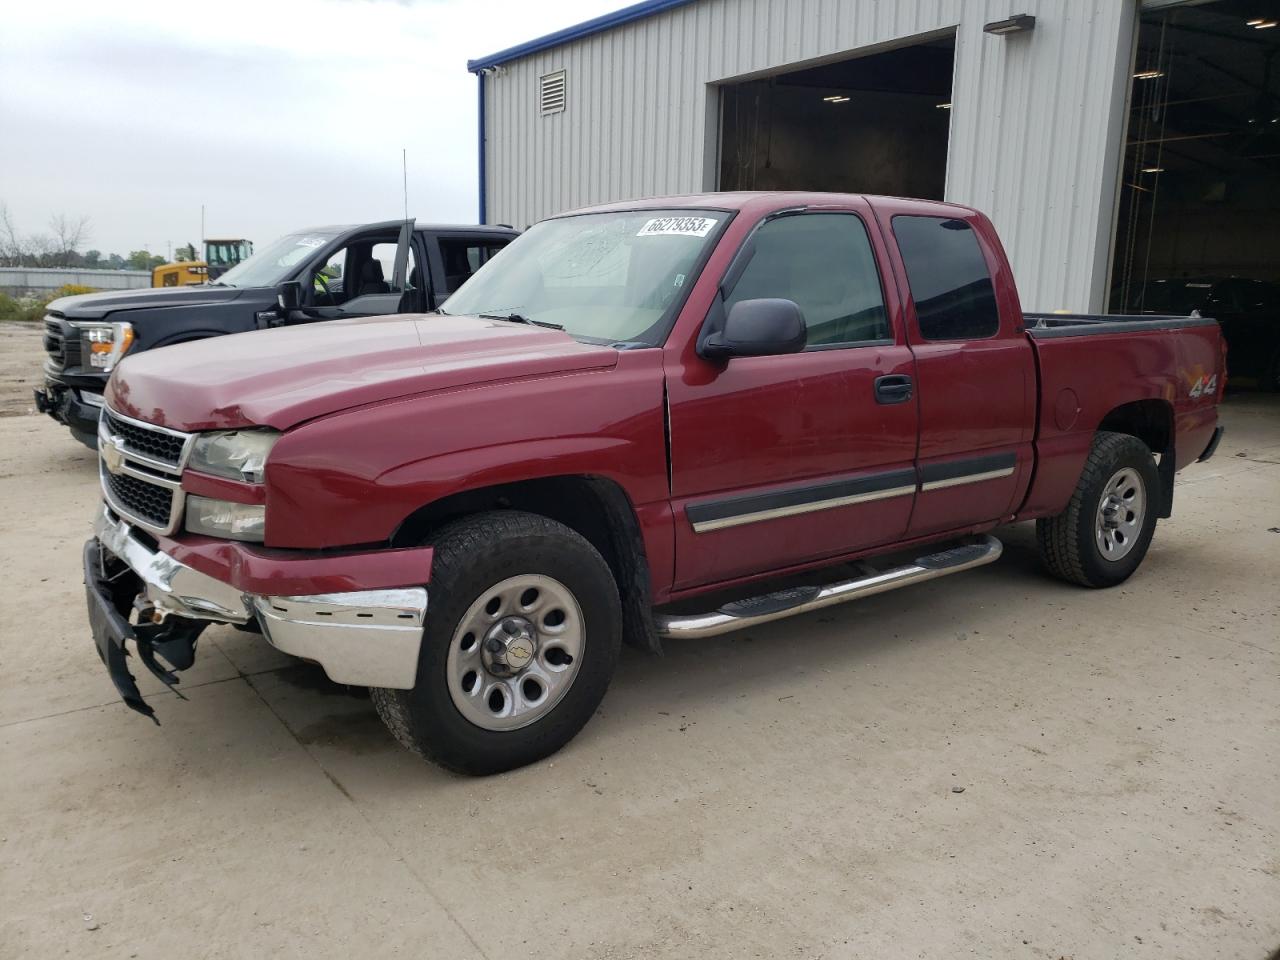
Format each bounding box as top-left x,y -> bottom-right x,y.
1024,312 -> 1217,339
1017,311 -> 1223,520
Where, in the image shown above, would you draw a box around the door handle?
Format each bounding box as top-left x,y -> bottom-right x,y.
874,374 -> 913,405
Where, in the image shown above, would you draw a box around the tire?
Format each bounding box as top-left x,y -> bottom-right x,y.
371,511 -> 622,775
1036,431 -> 1160,588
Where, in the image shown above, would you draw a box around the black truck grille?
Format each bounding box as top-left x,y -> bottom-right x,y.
103,410 -> 186,467
104,470 -> 174,528
43,317 -> 81,370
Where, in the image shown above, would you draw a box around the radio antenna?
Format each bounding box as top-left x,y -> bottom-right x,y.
402,148 -> 409,221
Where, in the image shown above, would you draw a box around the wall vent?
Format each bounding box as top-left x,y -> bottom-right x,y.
539,70 -> 566,115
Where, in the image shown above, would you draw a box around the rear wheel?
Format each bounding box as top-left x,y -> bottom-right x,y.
372,511 -> 621,775
1036,431 -> 1160,588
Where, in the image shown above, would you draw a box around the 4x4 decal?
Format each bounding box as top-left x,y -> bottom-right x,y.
1189,374 -> 1217,399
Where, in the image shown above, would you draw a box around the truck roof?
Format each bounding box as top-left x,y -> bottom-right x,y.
299,222 -> 520,236
560,191 -> 980,218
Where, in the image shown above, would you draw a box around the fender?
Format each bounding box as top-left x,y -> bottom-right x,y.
263,350 -> 670,550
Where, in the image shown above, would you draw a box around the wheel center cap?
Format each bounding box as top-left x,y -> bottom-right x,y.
1101,496 -> 1122,529
482,617 -> 536,677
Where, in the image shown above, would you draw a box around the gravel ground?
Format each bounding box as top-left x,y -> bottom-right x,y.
0,321 -> 44,416
1,325 -> 1277,959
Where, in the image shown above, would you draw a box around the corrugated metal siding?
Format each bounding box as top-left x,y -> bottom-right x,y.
0,267 -> 151,293
482,0 -> 1135,312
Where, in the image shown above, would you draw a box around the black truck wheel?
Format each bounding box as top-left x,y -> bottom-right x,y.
1036,431 -> 1160,588
371,511 -> 622,775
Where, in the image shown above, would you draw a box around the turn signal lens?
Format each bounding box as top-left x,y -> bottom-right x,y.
74,322 -> 135,371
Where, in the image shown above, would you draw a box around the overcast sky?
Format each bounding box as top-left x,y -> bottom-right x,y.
0,0 -> 621,258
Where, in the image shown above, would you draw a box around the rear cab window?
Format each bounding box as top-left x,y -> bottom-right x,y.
725,213 -> 890,349
891,215 -> 999,341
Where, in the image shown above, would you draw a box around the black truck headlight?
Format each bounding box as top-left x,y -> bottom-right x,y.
185,496 -> 266,542
72,321 -> 134,371
189,429 -> 279,483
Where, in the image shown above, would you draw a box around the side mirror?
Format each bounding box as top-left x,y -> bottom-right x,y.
700,298 -> 806,360
277,280 -> 303,311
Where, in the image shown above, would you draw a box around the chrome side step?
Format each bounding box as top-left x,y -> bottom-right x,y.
653,535 -> 1003,640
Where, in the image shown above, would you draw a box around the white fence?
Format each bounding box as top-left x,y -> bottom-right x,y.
0,267 -> 151,296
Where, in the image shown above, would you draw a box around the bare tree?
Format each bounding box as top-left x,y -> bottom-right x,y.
49,213 -> 91,264
0,202 -> 22,266
0,203 -> 95,267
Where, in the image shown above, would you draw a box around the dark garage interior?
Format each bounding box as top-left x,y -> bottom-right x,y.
1111,0 -> 1280,389
718,35 -> 955,199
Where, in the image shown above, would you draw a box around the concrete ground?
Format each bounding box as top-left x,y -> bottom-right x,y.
1,319 -> 1277,960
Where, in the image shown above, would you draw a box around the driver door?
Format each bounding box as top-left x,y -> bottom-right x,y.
289,221 -> 417,324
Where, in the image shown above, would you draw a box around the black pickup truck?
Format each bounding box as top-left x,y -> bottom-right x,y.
35,219 -> 518,447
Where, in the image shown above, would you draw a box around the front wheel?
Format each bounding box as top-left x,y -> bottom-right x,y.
372,511 -> 621,775
1036,431 -> 1160,588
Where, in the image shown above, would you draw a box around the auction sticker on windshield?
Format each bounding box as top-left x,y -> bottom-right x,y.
636,217 -> 716,238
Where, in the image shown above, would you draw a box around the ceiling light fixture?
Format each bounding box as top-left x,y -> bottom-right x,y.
983,14 -> 1036,35
936,102 -> 952,110
1141,167 -> 1165,173
1133,70 -> 1163,80
1253,20 -> 1277,29
824,95 -> 850,103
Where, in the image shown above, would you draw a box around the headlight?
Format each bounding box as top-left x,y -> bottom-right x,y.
189,429 -> 279,483
185,496 -> 266,542
72,321 -> 134,371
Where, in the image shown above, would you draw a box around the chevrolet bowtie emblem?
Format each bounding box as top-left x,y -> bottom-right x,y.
101,435 -> 127,475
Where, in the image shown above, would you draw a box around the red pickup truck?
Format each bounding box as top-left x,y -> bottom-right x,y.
85,192 -> 1225,774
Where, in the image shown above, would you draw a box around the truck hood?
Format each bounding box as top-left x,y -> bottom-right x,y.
48,285 -> 245,320
105,314 -> 620,431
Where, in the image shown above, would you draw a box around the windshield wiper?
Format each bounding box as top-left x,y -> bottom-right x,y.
479,312 -> 564,331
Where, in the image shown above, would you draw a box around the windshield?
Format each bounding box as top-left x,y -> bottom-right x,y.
440,210 -> 729,344
214,230 -> 341,288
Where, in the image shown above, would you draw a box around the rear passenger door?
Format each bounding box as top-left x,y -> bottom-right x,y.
427,234 -> 513,308
881,211 -> 1036,536
666,205 -> 919,590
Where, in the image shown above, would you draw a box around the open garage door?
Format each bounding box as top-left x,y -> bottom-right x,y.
1111,1 -> 1280,391
718,35 -> 955,199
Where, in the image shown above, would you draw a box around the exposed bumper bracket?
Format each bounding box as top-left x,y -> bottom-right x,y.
88,509 -> 429,719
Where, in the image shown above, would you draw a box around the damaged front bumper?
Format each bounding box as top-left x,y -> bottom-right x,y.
86,508 -> 429,720
35,378 -> 104,445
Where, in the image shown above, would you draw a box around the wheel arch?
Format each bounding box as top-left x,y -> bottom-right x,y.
1096,399 -> 1175,518
392,475 -> 661,654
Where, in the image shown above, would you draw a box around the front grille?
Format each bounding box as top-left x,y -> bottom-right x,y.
43,318 -> 65,369
99,407 -> 192,534
43,317 -> 82,371
104,470 -> 174,528
103,410 -> 186,467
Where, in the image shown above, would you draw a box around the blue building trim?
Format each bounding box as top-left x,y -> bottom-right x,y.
477,73 -> 487,223
466,0 -> 699,73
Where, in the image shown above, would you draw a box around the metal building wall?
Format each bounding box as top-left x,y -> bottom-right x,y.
481,0 -> 1136,312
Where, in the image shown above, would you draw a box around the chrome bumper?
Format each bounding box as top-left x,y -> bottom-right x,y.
94,509 -> 427,689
